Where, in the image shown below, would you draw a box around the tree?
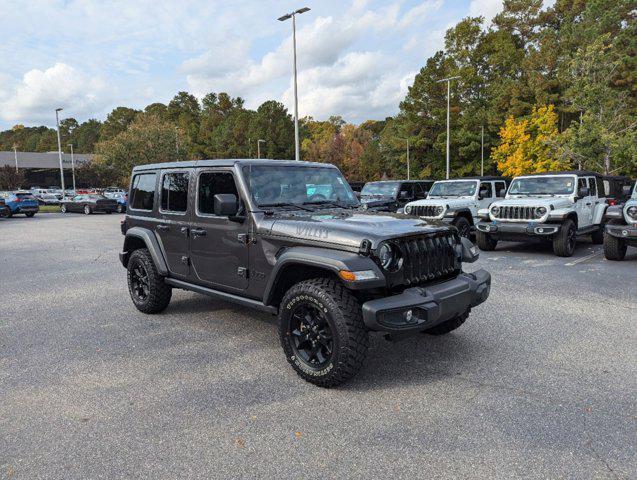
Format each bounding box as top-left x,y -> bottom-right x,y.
100,107 -> 140,140
0,166 -> 26,190
93,115 -> 189,185
72,119 -> 102,153
492,105 -> 569,176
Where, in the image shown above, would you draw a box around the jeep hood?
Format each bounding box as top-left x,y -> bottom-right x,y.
409,197 -> 475,208
265,211 -> 450,249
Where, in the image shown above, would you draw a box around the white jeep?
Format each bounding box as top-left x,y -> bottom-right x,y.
475,171 -> 607,257
403,177 -> 509,238
603,181 -> 637,261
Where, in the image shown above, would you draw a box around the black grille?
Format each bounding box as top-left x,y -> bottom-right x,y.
495,205 -> 541,220
398,233 -> 457,285
412,205 -> 440,217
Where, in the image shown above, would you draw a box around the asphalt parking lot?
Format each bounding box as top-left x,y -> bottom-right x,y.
1,213 -> 635,479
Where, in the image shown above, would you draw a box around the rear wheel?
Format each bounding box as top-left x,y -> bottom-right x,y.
476,231 -> 498,251
591,225 -> 604,245
603,222 -> 627,261
60,204 -> 67,213
25,212 -> 35,218
452,216 -> 472,239
84,205 -> 91,215
127,249 -> 172,313
279,278 -> 369,387
553,219 -> 576,257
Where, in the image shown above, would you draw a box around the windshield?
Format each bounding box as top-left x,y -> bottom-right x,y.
361,182 -> 399,197
242,165 -> 358,208
508,176 -> 575,196
428,181 -> 477,197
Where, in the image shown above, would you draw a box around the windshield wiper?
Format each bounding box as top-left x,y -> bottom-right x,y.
259,202 -> 314,212
303,200 -> 357,209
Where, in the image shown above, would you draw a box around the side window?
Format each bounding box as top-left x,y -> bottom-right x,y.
130,173 -> 156,211
160,172 -> 189,213
197,171 -> 239,216
495,182 -> 507,197
578,178 -> 587,193
479,182 -> 493,198
402,183 -> 415,199
588,177 -> 597,196
415,183 -> 427,199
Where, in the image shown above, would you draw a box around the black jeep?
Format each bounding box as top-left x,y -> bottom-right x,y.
359,180 -> 433,212
119,160 -> 491,387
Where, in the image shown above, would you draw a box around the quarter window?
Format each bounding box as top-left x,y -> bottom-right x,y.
588,178 -> 597,196
161,172 -> 189,212
198,171 -> 239,215
130,173 -> 156,210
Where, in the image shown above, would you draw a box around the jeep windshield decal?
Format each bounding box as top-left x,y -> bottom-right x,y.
428,181 -> 476,197
242,165 -> 358,210
508,176 -> 575,196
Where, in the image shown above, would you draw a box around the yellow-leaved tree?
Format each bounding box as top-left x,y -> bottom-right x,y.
492,105 -> 570,177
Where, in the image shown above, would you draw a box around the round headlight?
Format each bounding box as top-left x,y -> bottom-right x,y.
405,205 -> 412,215
536,206 -> 548,217
491,206 -> 500,216
627,206 -> 637,219
378,243 -> 394,269
435,206 -> 444,215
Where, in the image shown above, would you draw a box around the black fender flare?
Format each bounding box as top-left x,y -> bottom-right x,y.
263,246 -> 385,306
120,227 -> 168,275
447,208 -> 474,224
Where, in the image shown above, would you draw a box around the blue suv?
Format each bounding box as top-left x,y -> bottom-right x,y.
2,192 -> 40,217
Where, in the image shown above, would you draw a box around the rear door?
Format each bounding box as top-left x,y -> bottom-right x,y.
189,168 -> 249,292
155,169 -> 192,278
575,177 -> 593,228
478,182 -> 493,209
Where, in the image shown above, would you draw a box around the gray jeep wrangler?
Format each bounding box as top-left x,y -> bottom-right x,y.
120,159 -> 491,387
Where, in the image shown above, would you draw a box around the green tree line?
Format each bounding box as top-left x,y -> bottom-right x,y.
1,0 -> 634,185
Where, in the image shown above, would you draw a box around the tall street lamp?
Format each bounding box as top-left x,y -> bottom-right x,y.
68,143 -> 77,193
406,138 -> 410,180
55,108 -> 66,197
480,125 -> 484,177
257,139 -> 266,159
13,144 -> 18,172
436,75 -> 460,179
278,6 -> 310,162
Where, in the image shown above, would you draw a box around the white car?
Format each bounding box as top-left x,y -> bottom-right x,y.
603,180 -> 637,260
476,171 -> 608,257
403,177 -> 509,238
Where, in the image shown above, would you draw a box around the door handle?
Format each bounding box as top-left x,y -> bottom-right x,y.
156,224 -> 169,232
180,226 -> 189,236
586,203 -> 592,206
191,228 -> 207,238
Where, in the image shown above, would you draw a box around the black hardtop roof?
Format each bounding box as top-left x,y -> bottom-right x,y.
365,179 -> 434,184
132,159 -> 339,172
440,176 -> 509,181
520,170 -> 604,178
603,175 -> 633,181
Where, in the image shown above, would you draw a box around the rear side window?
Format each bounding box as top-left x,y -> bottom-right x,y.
495,181 -> 507,197
130,173 -> 156,210
588,177 -> 597,196
479,182 -> 493,197
198,171 -> 238,215
161,172 -> 189,213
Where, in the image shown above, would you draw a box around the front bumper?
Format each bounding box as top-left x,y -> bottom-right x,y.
476,220 -> 561,238
605,223 -> 637,242
361,270 -> 491,333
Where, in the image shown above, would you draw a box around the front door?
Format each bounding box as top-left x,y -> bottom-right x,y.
478,182 -> 494,209
189,169 -> 249,292
156,170 -> 191,277
575,177 -> 594,228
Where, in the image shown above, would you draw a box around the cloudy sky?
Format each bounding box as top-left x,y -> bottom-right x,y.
0,0 -> 506,130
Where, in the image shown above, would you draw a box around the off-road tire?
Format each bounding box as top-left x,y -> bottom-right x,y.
84,205 -> 92,215
603,231 -> 627,261
127,248 -> 172,314
476,231 -> 498,251
279,278 -> 369,387
423,311 -> 469,335
553,219 -> 576,257
591,225 -> 604,245
453,216 -> 472,239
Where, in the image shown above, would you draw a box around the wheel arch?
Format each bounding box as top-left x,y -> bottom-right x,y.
121,227 -> 168,275
452,209 -> 474,225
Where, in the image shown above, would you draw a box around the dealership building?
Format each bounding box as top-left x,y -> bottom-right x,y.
0,151 -> 92,188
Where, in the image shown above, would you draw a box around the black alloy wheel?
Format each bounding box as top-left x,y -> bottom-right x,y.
130,263 -> 150,302
289,302 -> 334,369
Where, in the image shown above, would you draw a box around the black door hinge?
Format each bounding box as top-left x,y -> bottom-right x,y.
181,255 -> 190,266
237,267 -> 248,278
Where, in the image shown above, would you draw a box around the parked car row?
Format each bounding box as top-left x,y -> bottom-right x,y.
0,191 -> 40,217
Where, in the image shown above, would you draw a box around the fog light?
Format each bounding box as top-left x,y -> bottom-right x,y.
537,228 -> 544,233
404,309 -> 415,323
622,230 -> 629,237
485,225 -> 491,232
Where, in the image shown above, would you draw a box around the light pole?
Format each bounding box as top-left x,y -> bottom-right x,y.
55,108 -> 66,197
257,139 -> 266,159
13,144 -> 18,172
406,138 -> 410,180
481,125 -> 484,176
278,6 -> 310,162
436,75 -> 460,179
68,143 -> 77,193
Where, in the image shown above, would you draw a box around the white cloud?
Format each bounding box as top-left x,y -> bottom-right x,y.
0,63 -> 109,124
399,0 -> 444,28
469,0 -> 503,23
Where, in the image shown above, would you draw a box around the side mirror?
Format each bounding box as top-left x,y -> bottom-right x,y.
399,191 -> 409,200
214,193 -> 238,216
478,189 -> 489,200
622,185 -> 632,196
578,187 -> 590,198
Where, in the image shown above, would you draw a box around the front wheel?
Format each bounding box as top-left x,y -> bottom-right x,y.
553,219 -> 576,257
60,204 -> 67,213
452,216 -> 472,239
84,205 -> 92,215
25,212 -> 36,218
604,233 -> 627,261
476,231 -> 498,251
116,204 -> 124,213
278,278 -> 369,387
127,249 -> 172,313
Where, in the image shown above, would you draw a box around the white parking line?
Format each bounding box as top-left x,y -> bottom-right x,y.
565,251 -> 603,266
